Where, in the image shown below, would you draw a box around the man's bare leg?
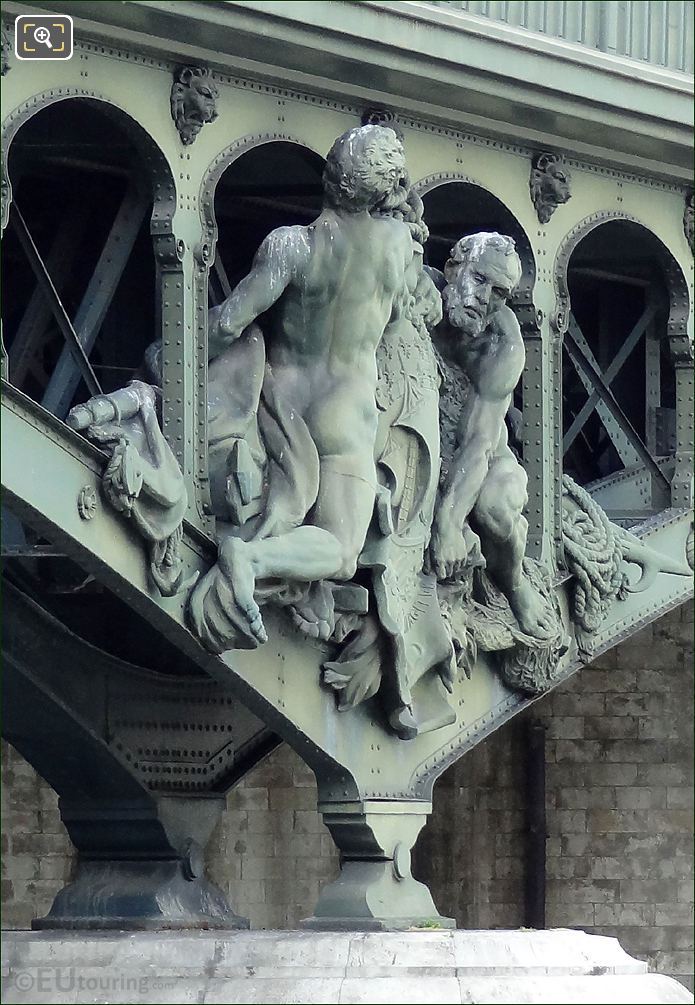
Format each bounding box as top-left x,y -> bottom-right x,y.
473,453 -> 555,639
309,458 -> 377,576
286,458 -> 378,636
189,457 -> 376,652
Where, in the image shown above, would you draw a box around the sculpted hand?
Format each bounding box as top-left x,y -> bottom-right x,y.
430,516 -> 480,581
207,303 -> 241,361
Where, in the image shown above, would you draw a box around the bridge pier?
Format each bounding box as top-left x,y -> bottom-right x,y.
2,582 -> 250,931
34,796 -> 245,931
303,800 -> 454,931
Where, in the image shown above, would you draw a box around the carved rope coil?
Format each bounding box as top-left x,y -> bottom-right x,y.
561,475 -> 624,635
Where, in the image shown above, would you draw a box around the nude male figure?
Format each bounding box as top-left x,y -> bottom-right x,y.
189,125 -> 415,651
431,232 -> 554,639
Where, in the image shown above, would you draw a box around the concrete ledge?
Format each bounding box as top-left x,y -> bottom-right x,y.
2,928 -> 693,1003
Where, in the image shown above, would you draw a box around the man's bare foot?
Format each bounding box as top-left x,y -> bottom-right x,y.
508,578 -> 556,640
188,538 -> 267,653
289,581 -> 336,641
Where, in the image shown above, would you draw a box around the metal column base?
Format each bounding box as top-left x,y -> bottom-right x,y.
32,859 -> 248,932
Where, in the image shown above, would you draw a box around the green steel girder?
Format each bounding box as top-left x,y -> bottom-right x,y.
0,3 -> 692,929
3,380 -> 692,804
1,3 -> 693,789
2,10 -> 692,550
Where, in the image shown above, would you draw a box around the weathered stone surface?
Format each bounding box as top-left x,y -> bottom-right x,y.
458,975 -> 692,1003
2,929 -> 692,1004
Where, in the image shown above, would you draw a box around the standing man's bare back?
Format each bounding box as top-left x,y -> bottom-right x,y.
213,208 -> 411,457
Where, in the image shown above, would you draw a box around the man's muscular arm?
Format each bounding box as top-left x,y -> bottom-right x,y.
439,392 -> 512,528
443,306 -> 524,520
463,305 -> 525,398
208,226 -> 309,361
431,307 -> 525,578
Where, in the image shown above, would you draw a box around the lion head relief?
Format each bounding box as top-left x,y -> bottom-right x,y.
170,65 -> 219,146
530,152 -> 572,224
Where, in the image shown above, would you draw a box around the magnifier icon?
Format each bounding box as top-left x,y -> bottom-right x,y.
33,26 -> 52,48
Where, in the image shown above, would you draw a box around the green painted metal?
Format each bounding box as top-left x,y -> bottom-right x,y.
1,0 -> 692,930
3,1 -> 693,178
3,379 -> 693,926
430,1 -> 694,73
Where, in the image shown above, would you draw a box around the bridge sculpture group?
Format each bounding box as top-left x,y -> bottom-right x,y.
39,124 -> 688,931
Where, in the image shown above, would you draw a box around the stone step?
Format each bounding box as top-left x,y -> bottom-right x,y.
2,929 -> 692,1004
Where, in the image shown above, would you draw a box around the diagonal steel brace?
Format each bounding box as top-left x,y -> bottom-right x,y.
9,203 -> 102,398
42,182 -> 148,417
563,300 -> 658,454
563,327 -> 671,502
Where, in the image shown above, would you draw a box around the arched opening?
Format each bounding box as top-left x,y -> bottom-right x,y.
209,140 -> 325,305
560,219 -> 681,519
1,98 -> 181,660
1,97 -> 171,418
418,179 -> 535,302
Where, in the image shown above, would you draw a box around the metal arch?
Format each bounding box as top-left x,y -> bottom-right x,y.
552,210 -> 694,510
412,170 -> 538,304
1,87 -> 179,298
0,154 -> 11,234
1,88 -> 177,224
0,88 -> 207,511
198,131 -> 326,262
550,210 -> 692,350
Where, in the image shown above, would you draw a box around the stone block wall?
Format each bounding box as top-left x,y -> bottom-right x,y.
205,747 -> 339,929
412,719 -> 529,930
0,743 -> 73,930
542,605 -> 694,991
2,603 -> 692,992
413,602 -> 694,991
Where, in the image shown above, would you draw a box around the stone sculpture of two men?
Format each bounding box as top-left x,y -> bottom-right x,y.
69,123 -> 556,737
189,124 -> 553,658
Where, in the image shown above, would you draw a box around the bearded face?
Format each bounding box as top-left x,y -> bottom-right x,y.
443,246 -> 519,339
443,281 -> 484,337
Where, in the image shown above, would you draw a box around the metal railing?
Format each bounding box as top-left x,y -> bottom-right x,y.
426,1 -> 694,73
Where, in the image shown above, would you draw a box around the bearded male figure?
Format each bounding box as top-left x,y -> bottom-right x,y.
431,232 -> 554,640
188,125 -> 415,652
